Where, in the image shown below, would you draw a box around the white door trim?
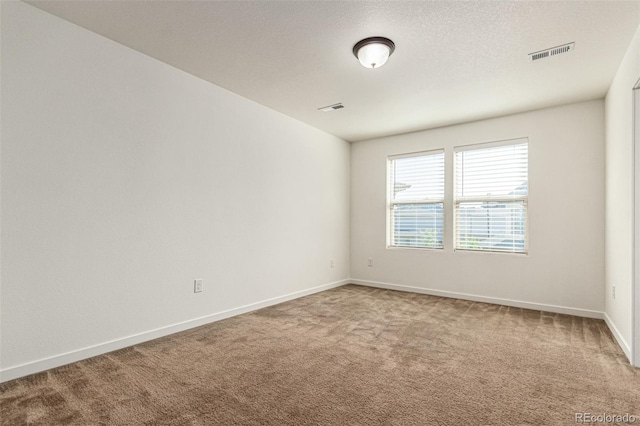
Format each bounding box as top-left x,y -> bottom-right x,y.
633,82 -> 640,366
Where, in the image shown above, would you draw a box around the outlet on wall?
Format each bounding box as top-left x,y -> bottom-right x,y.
330,260 -> 334,268
194,279 -> 203,293
612,285 -> 616,299
367,258 -> 373,267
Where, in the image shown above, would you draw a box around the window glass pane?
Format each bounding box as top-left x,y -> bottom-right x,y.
456,200 -> 526,252
392,203 -> 444,248
455,143 -> 528,198
454,140 -> 528,254
389,150 -> 445,249
392,152 -> 445,201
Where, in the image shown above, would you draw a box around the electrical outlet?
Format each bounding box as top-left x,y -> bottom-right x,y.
367,258 -> 373,267
194,279 -> 203,293
612,285 -> 616,299
330,260 -> 334,268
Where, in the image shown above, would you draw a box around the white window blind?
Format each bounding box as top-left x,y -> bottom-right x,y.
454,140 -> 528,253
388,150 -> 444,249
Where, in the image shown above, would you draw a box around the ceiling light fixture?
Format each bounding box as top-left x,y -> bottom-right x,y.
352,37 -> 395,69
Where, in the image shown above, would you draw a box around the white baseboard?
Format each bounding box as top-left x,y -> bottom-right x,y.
349,279 -> 604,319
603,312 -> 632,363
0,279 -> 349,383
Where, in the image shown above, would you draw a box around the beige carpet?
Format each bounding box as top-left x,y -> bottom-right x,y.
1,284 -> 639,425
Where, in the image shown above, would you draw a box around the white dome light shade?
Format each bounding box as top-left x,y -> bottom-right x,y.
357,43 -> 390,69
353,37 -> 395,69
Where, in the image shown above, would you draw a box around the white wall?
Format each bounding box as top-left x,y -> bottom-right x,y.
0,1 -> 350,381
351,100 -> 605,316
605,24 -> 640,361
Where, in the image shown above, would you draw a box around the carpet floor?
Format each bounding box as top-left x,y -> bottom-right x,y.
1,284 -> 639,425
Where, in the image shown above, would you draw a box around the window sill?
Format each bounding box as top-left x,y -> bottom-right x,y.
386,246 -> 445,252
454,249 -> 528,257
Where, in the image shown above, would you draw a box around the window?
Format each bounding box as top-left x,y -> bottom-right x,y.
388,150 -> 445,249
454,140 -> 528,254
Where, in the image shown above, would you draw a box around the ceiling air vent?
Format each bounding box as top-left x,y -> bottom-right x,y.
529,42 -> 575,62
318,103 -> 344,112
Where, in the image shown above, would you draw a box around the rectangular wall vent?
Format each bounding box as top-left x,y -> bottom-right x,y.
318,103 -> 344,112
529,42 -> 575,62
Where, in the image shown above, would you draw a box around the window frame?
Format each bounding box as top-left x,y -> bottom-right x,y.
386,149 -> 445,250
453,138 -> 529,255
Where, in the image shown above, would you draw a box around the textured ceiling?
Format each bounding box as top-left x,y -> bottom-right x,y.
26,1 -> 640,142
